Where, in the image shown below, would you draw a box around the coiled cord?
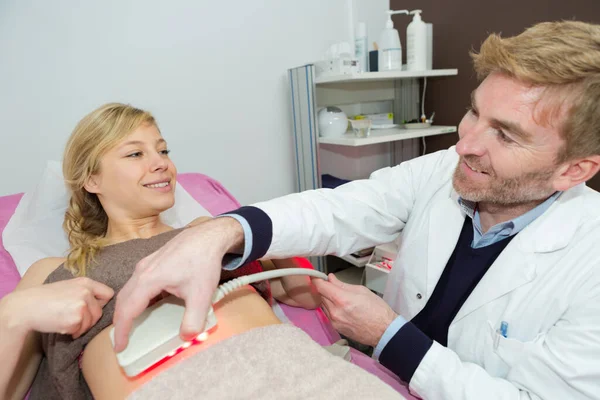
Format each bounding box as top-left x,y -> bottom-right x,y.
212,268 -> 329,304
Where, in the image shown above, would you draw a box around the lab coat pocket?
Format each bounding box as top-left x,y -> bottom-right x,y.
484,321 -> 526,377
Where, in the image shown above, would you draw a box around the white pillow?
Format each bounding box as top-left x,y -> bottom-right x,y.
3,161 -> 211,276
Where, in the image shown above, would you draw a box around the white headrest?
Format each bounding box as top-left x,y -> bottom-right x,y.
3,161 -> 211,276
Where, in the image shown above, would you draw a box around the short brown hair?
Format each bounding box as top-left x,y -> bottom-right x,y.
471,21 -> 600,163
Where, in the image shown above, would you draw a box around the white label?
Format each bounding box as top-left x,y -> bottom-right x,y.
380,48 -> 402,71
407,34 -> 415,64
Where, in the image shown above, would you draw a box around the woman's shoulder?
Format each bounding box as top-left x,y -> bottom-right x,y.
17,257 -> 67,290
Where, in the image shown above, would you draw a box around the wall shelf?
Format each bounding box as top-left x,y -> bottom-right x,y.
333,266 -> 365,285
315,69 -> 458,85
319,126 -> 457,147
288,64 -> 457,273
339,253 -> 371,267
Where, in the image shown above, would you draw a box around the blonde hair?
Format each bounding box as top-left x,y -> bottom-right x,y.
62,103 -> 157,276
471,21 -> 600,163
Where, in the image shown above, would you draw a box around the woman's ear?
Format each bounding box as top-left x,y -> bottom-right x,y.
84,175 -> 101,194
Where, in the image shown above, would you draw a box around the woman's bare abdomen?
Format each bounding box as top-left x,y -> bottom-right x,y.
81,286 -> 281,399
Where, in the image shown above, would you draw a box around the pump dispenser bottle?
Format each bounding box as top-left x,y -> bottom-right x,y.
407,10 -> 428,71
378,10 -> 408,71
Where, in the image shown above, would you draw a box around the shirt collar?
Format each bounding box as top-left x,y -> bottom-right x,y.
458,191 -> 562,235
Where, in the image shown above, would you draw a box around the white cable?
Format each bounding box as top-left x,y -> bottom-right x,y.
421,77 -> 428,155
212,268 -> 329,305
421,77 -> 427,120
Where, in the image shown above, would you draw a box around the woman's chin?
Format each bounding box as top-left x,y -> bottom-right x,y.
158,198 -> 176,212
142,197 -> 176,216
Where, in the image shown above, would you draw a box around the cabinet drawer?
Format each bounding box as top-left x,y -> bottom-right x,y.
365,263 -> 390,295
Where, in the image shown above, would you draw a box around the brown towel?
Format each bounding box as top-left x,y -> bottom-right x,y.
30,228 -> 269,400
128,324 -> 406,400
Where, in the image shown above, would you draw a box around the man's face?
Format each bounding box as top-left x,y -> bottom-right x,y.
453,72 -> 566,205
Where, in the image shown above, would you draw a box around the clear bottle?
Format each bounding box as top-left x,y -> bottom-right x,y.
354,22 -> 368,73
378,10 -> 408,71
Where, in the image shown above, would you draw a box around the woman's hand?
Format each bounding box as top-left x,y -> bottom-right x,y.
6,277 -> 114,339
262,257 -> 322,309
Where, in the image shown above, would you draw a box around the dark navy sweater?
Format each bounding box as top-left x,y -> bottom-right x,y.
378,217 -> 515,382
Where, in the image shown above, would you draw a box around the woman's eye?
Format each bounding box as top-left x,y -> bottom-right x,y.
127,152 -> 142,158
160,149 -> 171,155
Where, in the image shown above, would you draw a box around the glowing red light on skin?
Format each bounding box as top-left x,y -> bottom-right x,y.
132,323 -> 218,378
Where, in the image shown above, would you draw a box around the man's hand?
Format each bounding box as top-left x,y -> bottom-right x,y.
314,273 -> 397,347
112,217 -> 244,352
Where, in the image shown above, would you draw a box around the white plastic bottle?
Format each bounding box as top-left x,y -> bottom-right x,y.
407,10 -> 428,71
354,22 -> 368,73
378,10 -> 408,71
426,23 -> 433,69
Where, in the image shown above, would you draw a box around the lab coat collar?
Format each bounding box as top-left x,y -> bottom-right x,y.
516,183 -> 585,254
449,184 -> 584,254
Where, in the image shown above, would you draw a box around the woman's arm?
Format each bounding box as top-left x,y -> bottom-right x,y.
0,258 -> 114,400
0,257 -> 63,400
260,258 -> 321,309
0,293 -> 43,400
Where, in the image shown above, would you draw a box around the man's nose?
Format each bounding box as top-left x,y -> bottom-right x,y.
456,123 -> 486,158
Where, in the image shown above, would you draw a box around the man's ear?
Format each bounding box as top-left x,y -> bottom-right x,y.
84,175 -> 101,194
553,155 -> 600,192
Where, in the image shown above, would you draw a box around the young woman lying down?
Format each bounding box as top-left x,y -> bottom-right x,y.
0,103 -> 401,400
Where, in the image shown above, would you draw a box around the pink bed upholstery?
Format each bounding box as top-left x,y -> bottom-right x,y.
0,173 -> 412,398
0,193 -> 24,299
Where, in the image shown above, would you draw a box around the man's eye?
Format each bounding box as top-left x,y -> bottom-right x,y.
496,130 -> 512,143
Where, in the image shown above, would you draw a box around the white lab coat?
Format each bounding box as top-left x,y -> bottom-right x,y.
254,147 -> 600,400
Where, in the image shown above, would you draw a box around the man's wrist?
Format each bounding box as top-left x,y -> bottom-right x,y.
373,314 -> 408,359
213,216 -> 245,254
370,309 -> 399,347
0,292 -> 31,335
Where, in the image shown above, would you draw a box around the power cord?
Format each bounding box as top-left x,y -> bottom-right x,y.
212,268 -> 329,304
421,77 -> 427,122
421,77 -> 428,156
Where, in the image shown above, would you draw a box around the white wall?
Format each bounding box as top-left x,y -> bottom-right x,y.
0,0 -> 388,205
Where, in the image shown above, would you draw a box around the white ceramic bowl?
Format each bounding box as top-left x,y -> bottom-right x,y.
318,107 -> 348,137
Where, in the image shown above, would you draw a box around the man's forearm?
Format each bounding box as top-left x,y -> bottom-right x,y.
215,216 -> 245,254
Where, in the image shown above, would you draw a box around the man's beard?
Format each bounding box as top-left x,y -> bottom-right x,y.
452,156 -> 557,205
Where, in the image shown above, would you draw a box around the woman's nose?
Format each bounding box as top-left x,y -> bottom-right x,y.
150,152 -> 168,172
